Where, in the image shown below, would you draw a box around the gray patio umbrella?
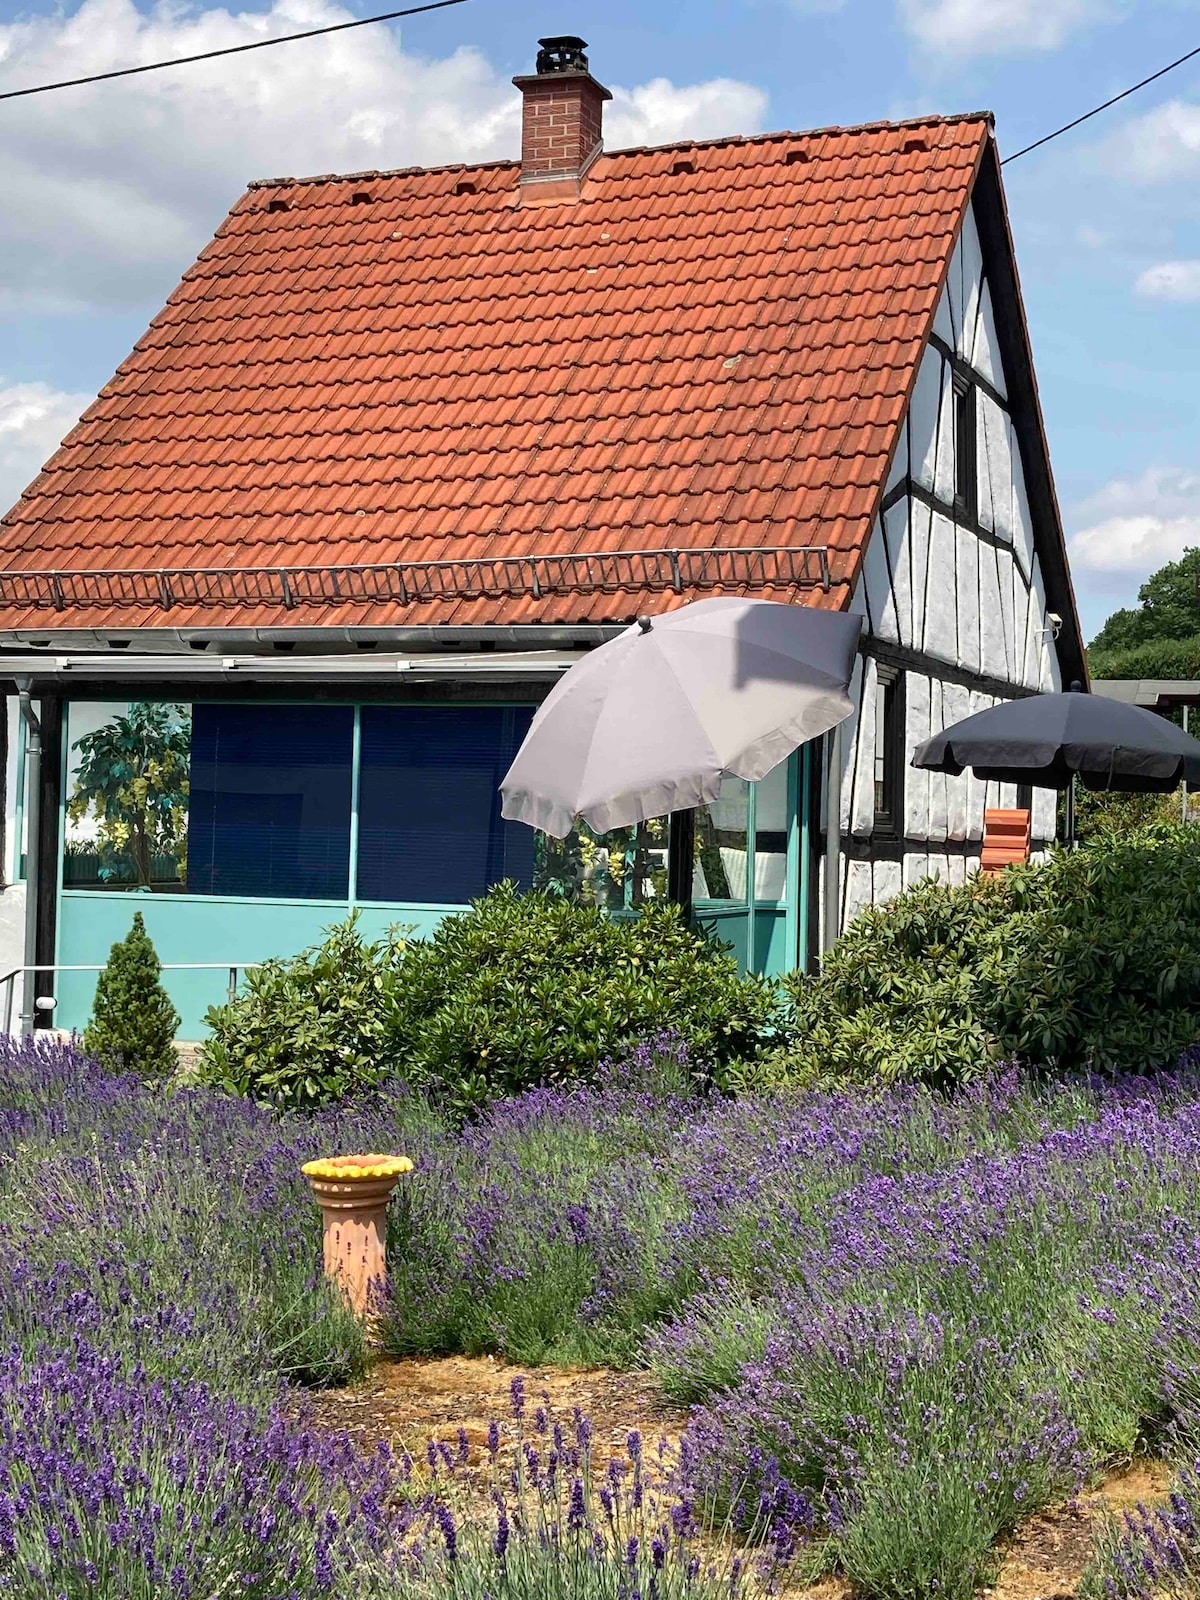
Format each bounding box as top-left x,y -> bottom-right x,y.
500,596 -> 862,838
912,690 -> 1200,793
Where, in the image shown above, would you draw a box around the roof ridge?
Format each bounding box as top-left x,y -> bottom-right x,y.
246,109 -> 994,190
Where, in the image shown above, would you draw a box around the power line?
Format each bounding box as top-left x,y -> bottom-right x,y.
0,0 -> 467,103
1003,41 -> 1200,163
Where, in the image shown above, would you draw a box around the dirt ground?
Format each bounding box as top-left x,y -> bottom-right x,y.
301,1354 -> 1172,1598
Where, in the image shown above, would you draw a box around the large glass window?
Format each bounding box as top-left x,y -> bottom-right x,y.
188,704 -> 353,899
693,761 -> 790,905
534,818 -> 668,909
356,706 -> 534,903
64,701 -> 191,890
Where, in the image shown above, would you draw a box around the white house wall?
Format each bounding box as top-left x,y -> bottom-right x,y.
832,195 -> 1068,933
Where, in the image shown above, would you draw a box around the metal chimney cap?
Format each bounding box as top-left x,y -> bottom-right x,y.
535,36 -> 590,74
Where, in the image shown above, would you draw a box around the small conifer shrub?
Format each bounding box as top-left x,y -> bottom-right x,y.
84,911 -> 180,1078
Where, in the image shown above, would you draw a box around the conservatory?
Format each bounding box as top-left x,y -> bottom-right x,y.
7,655 -> 819,1036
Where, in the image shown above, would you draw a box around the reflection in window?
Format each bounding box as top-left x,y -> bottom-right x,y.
535,818 -> 668,909
751,761 -> 788,903
357,706 -> 534,903
694,776 -> 750,904
65,702 -> 191,889
187,704 -> 354,899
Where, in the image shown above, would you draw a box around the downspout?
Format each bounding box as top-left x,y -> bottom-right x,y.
822,720 -> 842,957
15,680 -> 40,1039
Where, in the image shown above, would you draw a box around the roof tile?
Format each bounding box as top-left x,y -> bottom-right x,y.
0,114 -> 989,629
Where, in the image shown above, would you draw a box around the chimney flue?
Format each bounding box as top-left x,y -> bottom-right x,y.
513,35 -> 612,206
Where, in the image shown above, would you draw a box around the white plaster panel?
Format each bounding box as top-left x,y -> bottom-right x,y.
996,545 -> 1017,678
955,525 -> 980,673
850,657 -> 877,837
1022,564 -> 1045,690
959,207 -> 983,362
975,407 -> 995,535
840,654 -> 865,833
1011,442 -> 1035,580
927,679 -> 949,843
873,858 -> 903,907
979,544 -> 1008,679
946,235 -> 964,350
908,346 -> 942,493
980,392 -> 1013,542
883,499 -> 912,648
934,362 -> 956,505
844,858 -> 873,929
999,783 -> 1018,809
904,672 -> 931,838
909,498 -> 931,649
924,512 -> 958,661
926,852 -> 949,883
885,420 -> 908,497
933,280 -> 954,347
903,851 -> 929,889
942,680 -> 971,841
947,854 -> 967,888
971,280 -> 1006,398
1010,556 -> 1028,683
1032,787 -> 1057,842
862,519 -> 898,644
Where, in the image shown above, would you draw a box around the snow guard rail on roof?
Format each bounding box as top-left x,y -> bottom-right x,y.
0,545 -> 831,613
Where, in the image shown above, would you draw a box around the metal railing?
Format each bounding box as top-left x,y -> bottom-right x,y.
1,962 -> 262,1037
0,545 -> 831,613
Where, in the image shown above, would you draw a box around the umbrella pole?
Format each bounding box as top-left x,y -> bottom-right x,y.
667,809 -> 696,919
1065,774 -> 1076,849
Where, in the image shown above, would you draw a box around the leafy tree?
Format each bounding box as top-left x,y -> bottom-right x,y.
68,703 -> 190,886
84,912 -> 180,1078
1088,547 -> 1200,680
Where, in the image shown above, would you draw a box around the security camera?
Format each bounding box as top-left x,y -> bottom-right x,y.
1045,613 -> 1063,639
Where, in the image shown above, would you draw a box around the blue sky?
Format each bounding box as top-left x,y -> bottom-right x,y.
1,0 -> 1200,642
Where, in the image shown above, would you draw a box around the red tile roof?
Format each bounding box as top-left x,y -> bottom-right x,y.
0,114 -> 990,632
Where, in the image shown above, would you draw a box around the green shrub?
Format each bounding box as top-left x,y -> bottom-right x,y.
381,884 -> 775,1113
84,911 -> 180,1078
198,916 -> 410,1111
773,823 -> 1200,1088
199,886 -> 775,1113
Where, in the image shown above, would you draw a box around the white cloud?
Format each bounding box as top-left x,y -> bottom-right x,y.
0,0 -> 767,315
607,78 -> 768,148
1069,467 -> 1200,576
898,0 -> 1114,58
1114,98 -> 1200,183
1136,260 -> 1200,302
0,382 -> 92,519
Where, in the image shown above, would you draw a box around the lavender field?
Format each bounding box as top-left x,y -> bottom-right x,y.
4,1034 -> 1200,1597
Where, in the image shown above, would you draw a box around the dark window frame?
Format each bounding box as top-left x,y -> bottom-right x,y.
953,372 -> 977,522
873,666 -> 906,839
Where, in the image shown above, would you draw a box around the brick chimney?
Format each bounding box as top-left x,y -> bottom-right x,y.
512,36 -> 612,205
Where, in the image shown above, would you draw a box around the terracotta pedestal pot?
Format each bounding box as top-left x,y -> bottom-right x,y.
301,1154 -> 413,1327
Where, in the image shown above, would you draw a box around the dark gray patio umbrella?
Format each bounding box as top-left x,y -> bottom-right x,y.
500,597 -> 862,838
912,690 -> 1200,793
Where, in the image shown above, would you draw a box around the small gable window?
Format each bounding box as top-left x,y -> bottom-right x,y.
874,666 -> 906,839
953,373 -> 977,522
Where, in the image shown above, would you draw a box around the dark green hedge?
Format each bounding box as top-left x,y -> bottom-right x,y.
198,885 -> 775,1113
773,823 -> 1200,1088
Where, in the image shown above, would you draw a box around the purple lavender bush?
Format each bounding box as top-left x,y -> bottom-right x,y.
1081,1463 -> 1200,1598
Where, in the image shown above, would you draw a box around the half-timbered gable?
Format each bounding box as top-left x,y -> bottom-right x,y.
834,185 -> 1079,927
